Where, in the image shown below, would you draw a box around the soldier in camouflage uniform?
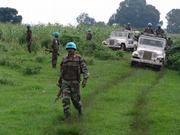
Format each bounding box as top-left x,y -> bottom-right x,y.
57,42 -> 89,119
26,25 -> 32,53
144,23 -> 154,34
86,29 -> 93,41
51,32 -> 60,68
155,24 -> 165,37
125,23 -> 131,30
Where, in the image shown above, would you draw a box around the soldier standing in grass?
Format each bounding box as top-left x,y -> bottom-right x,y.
26,25 -> 32,53
51,32 -> 60,68
86,29 -> 93,41
56,42 -> 89,119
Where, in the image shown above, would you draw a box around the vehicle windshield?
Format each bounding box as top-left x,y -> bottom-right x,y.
139,38 -> 165,48
111,31 -> 128,37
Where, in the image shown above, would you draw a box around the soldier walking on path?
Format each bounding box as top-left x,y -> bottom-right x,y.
56,42 -> 89,119
26,25 -> 32,53
51,32 -> 60,68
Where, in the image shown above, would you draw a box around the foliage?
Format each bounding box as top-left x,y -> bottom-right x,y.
76,12 -> 96,25
35,55 -> 47,63
23,65 -> 42,75
0,77 -> 15,85
166,9 -> 180,33
60,34 -> 80,46
108,0 -> 160,28
0,7 -> 22,23
0,24 -> 180,135
166,45 -> 180,71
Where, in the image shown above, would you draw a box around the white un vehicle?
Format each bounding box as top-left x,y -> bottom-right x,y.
102,30 -> 137,51
131,34 -> 167,70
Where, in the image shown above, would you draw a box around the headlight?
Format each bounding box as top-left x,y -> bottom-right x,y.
138,50 -> 143,56
157,56 -> 164,62
132,52 -> 140,58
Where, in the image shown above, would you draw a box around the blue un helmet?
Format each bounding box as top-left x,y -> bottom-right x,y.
157,23 -> 161,28
65,42 -> 77,50
52,32 -> 60,38
148,22 -> 152,27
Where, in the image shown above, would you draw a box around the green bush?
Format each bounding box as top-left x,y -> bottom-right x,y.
41,39 -> 52,48
23,65 -> 42,75
166,44 -> 180,73
35,55 -> 46,63
85,58 -> 95,65
60,34 -> 80,46
0,56 -> 21,69
94,49 -> 119,60
0,77 -> 15,85
115,51 -> 124,57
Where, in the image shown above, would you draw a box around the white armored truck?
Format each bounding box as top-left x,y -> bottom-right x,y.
131,34 -> 167,70
102,30 -> 137,51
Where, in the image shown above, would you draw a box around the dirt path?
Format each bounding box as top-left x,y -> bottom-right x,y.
129,69 -> 165,135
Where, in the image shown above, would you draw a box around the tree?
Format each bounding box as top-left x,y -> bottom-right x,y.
108,0 -> 160,28
0,7 -> 22,23
166,9 -> 180,33
76,12 -> 96,25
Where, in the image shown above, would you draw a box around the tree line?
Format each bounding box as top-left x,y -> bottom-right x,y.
1,0 -> 180,33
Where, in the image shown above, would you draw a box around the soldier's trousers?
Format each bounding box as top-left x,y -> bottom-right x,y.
61,80 -> 82,116
52,52 -> 58,68
27,41 -> 32,53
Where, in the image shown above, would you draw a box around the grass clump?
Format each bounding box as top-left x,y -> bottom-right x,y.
0,77 -> 15,85
23,65 -> 42,75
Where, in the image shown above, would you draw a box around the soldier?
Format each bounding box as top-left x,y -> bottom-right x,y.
86,29 -> 93,41
166,37 -> 173,49
144,23 -> 154,34
51,32 -> 60,68
155,24 -> 165,37
57,42 -> 89,119
125,23 -> 131,30
26,25 -> 32,53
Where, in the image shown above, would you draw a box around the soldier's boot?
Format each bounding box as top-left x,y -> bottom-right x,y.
64,111 -> 71,119
52,64 -> 56,68
78,107 -> 83,117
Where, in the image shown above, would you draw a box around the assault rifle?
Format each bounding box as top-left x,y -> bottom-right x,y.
54,84 -> 62,102
45,48 -> 59,55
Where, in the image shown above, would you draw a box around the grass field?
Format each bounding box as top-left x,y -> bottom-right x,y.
0,24 -> 180,135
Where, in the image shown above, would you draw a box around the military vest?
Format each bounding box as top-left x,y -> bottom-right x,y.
52,39 -> 60,51
61,55 -> 82,81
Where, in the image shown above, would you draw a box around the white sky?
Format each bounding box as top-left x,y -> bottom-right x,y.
0,0 -> 180,27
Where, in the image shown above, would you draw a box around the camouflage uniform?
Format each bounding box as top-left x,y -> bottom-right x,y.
26,28 -> 32,53
58,54 -> 89,118
86,32 -> 92,41
144,28 -> 154,34
52,38 -> 60,68
166,38 -> 173,49
155,28 -> 165,37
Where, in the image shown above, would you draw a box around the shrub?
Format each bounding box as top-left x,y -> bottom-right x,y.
115,51 -> 124,57
35,55 -> 46,63
60,34 -> 80,46
23,65 -> 42,75
85,58 -> 95,65
41,39 -> 52,48
0,77 -> 15,85
0,56 -> 21,69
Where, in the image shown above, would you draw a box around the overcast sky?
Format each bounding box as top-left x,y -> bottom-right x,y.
0,0 -> 180,27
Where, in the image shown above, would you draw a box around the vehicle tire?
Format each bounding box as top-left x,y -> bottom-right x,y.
121,44 -> 126,51
155,65 -> 161,71
131,61 -> 137,67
